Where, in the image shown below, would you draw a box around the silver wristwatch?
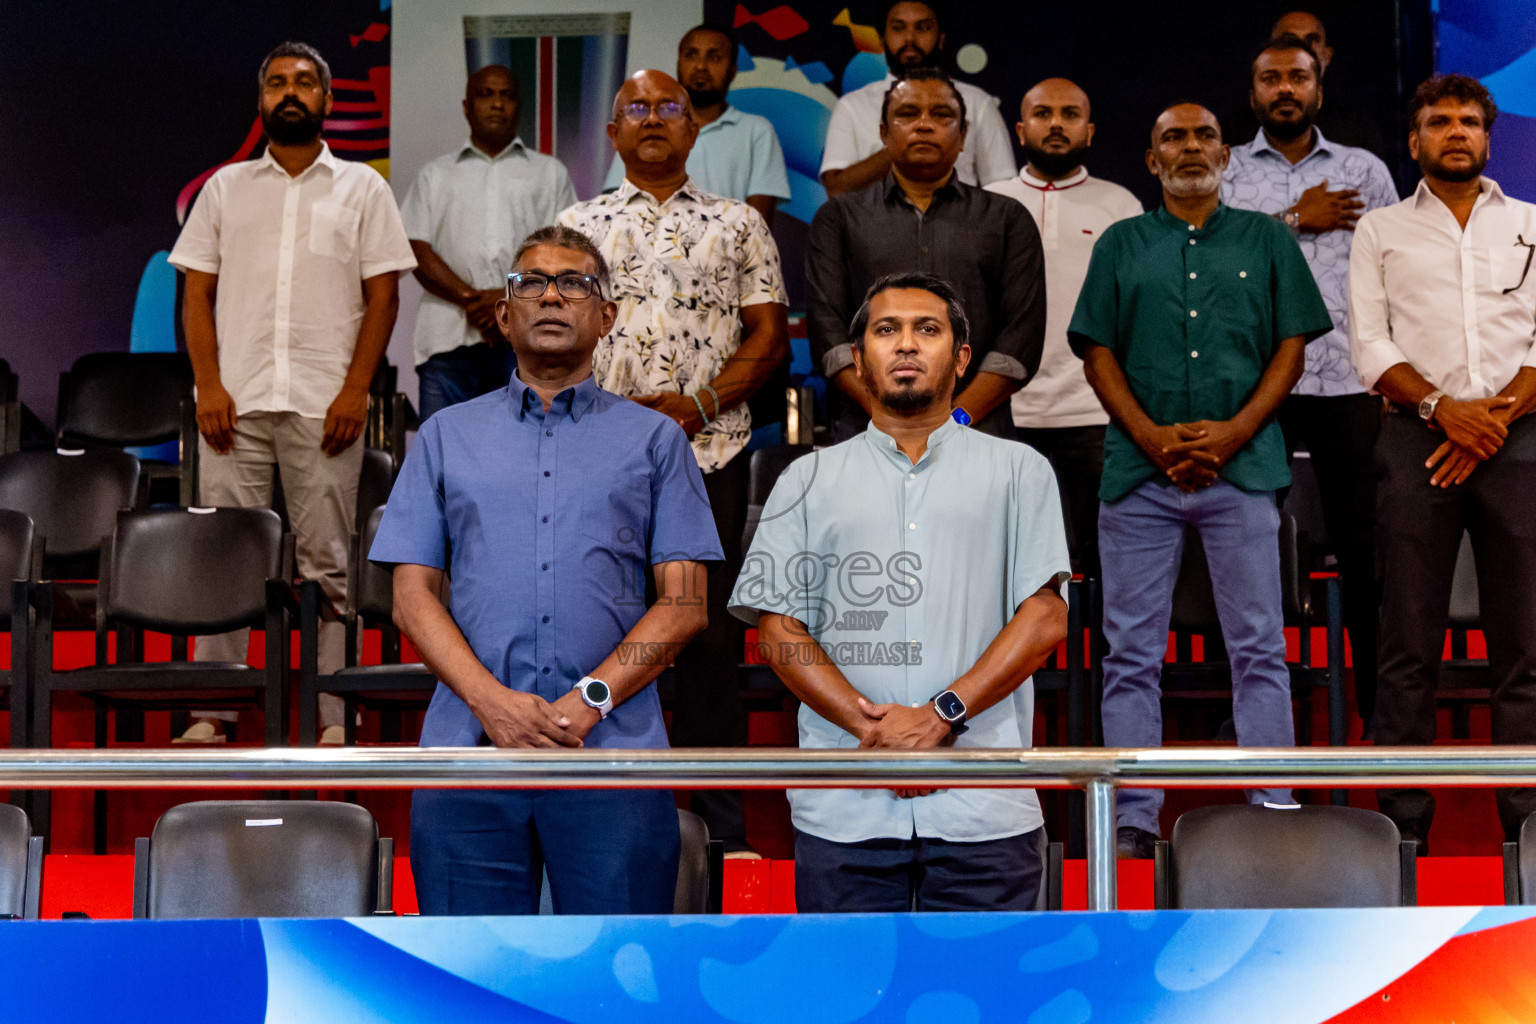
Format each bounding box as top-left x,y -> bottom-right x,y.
1280,208 -> 1301,232
1418,389 -> 1446,423
575,676 -> 613,718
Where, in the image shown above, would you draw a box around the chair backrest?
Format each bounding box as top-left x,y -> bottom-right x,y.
1165,804 -> 1407,908
105,507 -> 283,634
742,444 -> 816,552
1448,531 -> 1479,629
0,449 -> 140,573
1170,511 -> 1305,633
0,509 -> 37,625
0,802 -> 42,919
354,504 -> 394,624
674,808 -> 711,914
357,447 -> 395,527
1512,812 -> 1536,904
56,353 -> 194,448
137,800 -> 384,919
1281,452 -> 1329,560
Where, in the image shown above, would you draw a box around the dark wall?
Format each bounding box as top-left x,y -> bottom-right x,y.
0,0 -> 388,430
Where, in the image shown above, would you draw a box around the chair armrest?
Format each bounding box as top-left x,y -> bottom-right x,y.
1504,842 -> 1521,905
376,836 -> 395,914
132,836 -> 151,919
1153,840 -> 1172,909
1399,840 -> 1419,907
179,398 -> 199,507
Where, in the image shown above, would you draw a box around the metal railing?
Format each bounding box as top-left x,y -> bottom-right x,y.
5,745 -> 1534,910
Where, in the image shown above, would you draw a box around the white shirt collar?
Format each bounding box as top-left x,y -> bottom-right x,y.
256,141 -> 337,180
1018,164 -> 1090,190
614,175 -> 704,206
1249,125 -> 1335,162
1412,175 -> 1506,209
458,137 -> 528,162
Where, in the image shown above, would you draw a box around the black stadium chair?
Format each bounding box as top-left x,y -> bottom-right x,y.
55,352 -> 197,506
675,808 -> 724,914
0,803 -> 43,919
0,510 -> 41,758
298,505 -> 434,746
0,359 -> 19,455
32,507 -> 292,848
1035,834 -> 1065,912
132,800 -> 393,918
356,446 -> 396,529
1439,532 -> 1488,738
1502,812 -> 1536,905
1154,804 -> 1416,909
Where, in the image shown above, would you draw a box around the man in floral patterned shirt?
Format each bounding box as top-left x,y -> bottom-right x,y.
559,69 -> 790,856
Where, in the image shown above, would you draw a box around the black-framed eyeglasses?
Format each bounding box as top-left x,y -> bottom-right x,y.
506,271 -> 604,300
1504,235 -> 1534,295
616,100 -> 688,123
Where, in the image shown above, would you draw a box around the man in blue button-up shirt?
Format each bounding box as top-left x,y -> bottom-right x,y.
372,225 -> 722,915
731,272 -> 1070,913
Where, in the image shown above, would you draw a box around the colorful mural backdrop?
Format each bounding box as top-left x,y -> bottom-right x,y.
1435,0 -> 1536,202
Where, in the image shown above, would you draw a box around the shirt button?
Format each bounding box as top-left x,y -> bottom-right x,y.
1188,224 -> 1196,231
541,515 -> 549,523
908,472 -> 916,480
1239,271 -> 1248,278
1189,239 -> 1197,246
542,667 -> 550,675
542,615 -> 550,623
1189,310 -> 1198,318
908,522 -> 916,530
543,470 -> 551,477
546,430 -> 553,437
1191,351 -> 1200,358
1189,272 -> 1197,279
542,563 -> 549,570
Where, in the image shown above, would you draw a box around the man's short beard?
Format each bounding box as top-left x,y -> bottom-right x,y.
885,45 -> 935,75
1424,150 -> 1488,183
1023,141 -> 1089,178
686,86 -> 725,110
1160,166 -> 1223,198
263,102 -> 324,146
1254,98 -> 1319,141
878,382 -> 937,412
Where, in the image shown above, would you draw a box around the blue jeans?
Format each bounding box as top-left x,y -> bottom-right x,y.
1099,480 -> 1294,833
410,788 -> 680,915
417,342 -> 516,422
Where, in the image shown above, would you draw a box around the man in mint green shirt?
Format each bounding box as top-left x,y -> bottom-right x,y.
1068,102 -> 1331,858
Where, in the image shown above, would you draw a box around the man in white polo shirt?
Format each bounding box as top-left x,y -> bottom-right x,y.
988,78 -> 1140,574
170,41 -> 416,742
820,1 -> 1014,197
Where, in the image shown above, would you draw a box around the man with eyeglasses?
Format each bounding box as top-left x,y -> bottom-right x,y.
1349,74 -> 1536,852
558,70 -> 789,858
808,67 -> 1045,443
373,224 -> 722,914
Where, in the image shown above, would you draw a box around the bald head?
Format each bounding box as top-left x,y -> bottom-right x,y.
607,69 -> 700,184
1017,78 -> 1095,180
612,69 -> 693,121
1272,11 -> 1332,72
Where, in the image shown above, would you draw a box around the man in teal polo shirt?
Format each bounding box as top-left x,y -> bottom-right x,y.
1068,102 -> 1331,858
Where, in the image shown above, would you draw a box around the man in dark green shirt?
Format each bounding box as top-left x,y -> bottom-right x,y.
1067,102 -> 1331,858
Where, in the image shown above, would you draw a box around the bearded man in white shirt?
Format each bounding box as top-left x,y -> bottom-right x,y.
1349,73 -> 1536,850
987,78 -> 1140,575
170,41 -> 416,742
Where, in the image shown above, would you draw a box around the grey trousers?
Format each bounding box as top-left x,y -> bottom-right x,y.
194,412 -> 360,729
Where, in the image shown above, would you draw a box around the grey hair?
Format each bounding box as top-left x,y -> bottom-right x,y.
259,41 -> 332,95
513,225 -> 612,296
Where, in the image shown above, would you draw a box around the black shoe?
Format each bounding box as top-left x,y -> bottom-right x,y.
1116,826 -> 1158,860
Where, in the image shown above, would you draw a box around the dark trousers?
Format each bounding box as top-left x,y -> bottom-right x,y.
1277,394 -> 1381,727
1374,413 -> 1536,842
794,827 -> 1045,912
1016,425 -> 1106,578
417,342 -> 516,422
410,788 -> 680,914
670,455 -> 750,846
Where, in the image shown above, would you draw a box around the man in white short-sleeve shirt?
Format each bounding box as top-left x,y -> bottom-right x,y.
988,77 -> 1141,575
169,41 -> 416,742
820,2 -> 1014,197
401,65 -> 576,422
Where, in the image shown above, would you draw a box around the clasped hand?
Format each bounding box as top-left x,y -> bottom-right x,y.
1140,420 -> 1250,492
1425,395 -> 1517,488
855,696 -> 953,799
475,688 -> 599,748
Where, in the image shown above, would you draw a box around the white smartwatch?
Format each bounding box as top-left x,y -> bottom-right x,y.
575,676 -> 613,718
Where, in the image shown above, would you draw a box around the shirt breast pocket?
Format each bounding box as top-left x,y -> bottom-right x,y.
582,466 -> 653,552
309,201 -> 361,262
1491,247 -> 1534,300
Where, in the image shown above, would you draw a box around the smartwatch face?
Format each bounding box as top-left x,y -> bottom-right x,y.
583,679 -> 611,706
935,690 -> 965,721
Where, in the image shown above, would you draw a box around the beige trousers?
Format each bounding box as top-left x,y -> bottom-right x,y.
194,412 -> 360,729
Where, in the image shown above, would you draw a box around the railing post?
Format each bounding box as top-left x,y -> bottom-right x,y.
1085,777 -> 1117,911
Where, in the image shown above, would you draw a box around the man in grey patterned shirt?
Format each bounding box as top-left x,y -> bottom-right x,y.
559,70 -> 790,856
1221,33 -> 1399,732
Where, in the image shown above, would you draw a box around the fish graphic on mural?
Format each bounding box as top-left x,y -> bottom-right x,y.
733,4 -> 810,41
832,8 -> 882,53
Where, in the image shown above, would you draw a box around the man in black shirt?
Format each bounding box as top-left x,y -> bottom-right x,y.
807,68 -> 1046,441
